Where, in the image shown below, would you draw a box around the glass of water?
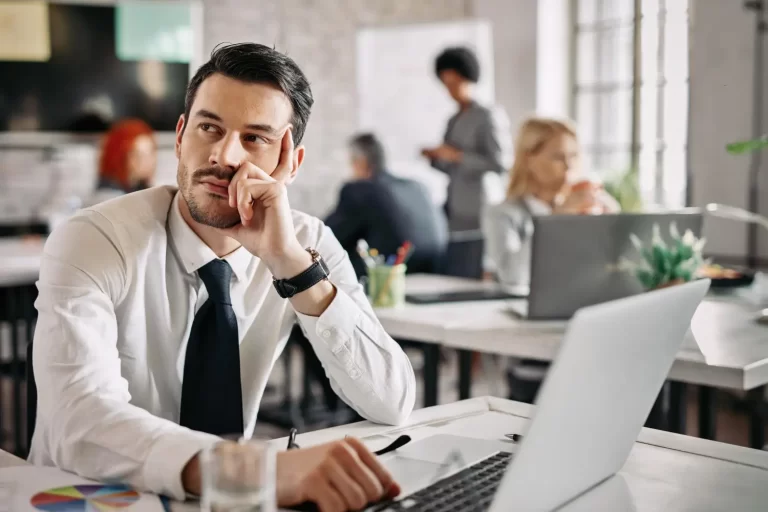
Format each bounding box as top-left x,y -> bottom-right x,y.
200,437 -> 276,512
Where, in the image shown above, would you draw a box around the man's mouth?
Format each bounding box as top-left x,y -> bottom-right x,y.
199,178 -> 230,198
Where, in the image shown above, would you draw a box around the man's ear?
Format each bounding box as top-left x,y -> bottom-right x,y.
174,114 -> 185,159
286,145 -> 305,185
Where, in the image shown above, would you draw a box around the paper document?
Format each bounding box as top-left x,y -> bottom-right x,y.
0,466 -> 167,512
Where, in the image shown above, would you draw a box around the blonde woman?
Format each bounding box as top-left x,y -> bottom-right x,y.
483,117 -> 618,290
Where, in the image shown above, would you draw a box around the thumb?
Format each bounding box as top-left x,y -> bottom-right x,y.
217,223 -> 243,241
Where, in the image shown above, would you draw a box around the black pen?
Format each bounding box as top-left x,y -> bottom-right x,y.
287,428 -> 300,450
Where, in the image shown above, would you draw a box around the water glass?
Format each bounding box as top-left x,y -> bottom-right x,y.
200,438 -> 276,512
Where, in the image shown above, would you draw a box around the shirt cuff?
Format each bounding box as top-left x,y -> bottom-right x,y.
295,287 -> 361,353
144,428 -> 221,500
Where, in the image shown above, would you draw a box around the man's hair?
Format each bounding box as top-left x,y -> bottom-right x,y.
183,43 -> 314,144
435,47 -> 480,83
349,133 -> 387,175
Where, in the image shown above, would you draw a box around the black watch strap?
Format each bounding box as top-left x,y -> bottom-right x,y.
273,249 -> 330,298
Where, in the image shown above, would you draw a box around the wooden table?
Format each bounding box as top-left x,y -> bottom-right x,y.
376,274 -> 768,447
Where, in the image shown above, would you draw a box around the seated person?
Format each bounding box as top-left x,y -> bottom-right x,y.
326,133 -> 448,277
483,117 -> 619,290
30,43 -> 414,511
482,117 -> 618,403
89,118 -> 157,205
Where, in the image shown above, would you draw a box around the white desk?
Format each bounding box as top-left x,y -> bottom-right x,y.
274,396 -> 768,511
376,274 -> 768,445
0,236 -> 43,287
4,398 -> 768,510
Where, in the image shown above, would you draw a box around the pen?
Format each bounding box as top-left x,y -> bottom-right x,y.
385,255 -> 396,266
356,239 -> 376,268
287,428 -> 300,450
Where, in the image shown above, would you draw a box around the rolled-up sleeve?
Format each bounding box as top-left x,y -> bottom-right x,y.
295,225 -> 416,425
31,214 -> 219,500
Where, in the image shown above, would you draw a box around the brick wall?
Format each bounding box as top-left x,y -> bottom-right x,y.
0,0 -> 470,223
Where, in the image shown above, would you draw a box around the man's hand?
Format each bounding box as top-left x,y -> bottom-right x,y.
218,128 -> 309,278
182,438 -> 401,512
278,438 -> 400,511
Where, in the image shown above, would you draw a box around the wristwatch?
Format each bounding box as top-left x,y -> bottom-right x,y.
273,248 -> 330,298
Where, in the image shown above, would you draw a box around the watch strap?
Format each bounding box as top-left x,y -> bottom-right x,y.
273,250 -> 330,298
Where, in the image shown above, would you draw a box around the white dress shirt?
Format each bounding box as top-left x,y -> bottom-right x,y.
29,186 -> 416,500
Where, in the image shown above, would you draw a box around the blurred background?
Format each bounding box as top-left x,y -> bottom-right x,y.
1,0 -> 767,456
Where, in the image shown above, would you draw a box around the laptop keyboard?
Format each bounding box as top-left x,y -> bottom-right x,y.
371,452 -> 513,512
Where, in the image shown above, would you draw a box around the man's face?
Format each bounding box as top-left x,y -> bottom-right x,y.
175,73 -> 301,229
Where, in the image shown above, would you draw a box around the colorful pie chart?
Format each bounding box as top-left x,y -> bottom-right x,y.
30,484 -> 140,511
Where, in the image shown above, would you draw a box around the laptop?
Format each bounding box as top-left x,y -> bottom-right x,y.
406,288 -> 527,304
508,210 -> 703,320
374,278 -> 710,512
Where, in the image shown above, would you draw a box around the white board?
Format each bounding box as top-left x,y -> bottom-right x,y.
356,20 -> 495,205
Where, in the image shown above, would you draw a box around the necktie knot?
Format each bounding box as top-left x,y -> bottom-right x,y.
198,259 -> 233,304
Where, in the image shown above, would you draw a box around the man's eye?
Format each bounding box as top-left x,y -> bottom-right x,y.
244,134 -> 267,144
200,123 -> 214,132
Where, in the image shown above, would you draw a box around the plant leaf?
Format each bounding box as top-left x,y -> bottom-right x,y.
726,135 -> 768,154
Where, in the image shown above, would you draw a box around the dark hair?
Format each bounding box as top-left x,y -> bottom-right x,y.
349,133 -> 387,175
435,47 -> 480,83
184,43 -> 313,144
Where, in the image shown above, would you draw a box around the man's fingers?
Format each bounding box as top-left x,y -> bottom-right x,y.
344,438 -> 399,498
227,165 -> 250,208
311,479 -> 346,512
273,127 -> 295,182
325,459 -> 368,510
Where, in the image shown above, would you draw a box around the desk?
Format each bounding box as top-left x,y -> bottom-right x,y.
0,236 -> 42,456
376,275 -> 768,447
4,397 -> 768,510
275,396 -> 768,511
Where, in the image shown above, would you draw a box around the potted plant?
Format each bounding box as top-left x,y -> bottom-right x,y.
621,223 -> 707,291
726,134 -> 768,154
603,167 -> 643,212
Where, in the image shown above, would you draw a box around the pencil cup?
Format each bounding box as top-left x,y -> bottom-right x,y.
367,264 -> 407,308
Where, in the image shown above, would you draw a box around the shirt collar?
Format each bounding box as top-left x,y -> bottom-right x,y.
523,195 -> 553,215
168,192 -> 252,282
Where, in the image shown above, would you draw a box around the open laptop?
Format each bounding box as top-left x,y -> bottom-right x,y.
373,278 -> 710,512
508,210 -> 703,320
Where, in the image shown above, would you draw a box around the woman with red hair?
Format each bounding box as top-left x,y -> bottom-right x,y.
91,119 -> 157,204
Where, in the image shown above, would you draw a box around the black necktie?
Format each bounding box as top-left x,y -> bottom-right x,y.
179,259 -> 244,435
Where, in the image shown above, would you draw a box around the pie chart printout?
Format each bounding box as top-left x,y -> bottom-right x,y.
30,484 -> 140,511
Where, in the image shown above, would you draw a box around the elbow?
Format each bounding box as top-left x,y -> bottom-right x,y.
373,366 -> 417,426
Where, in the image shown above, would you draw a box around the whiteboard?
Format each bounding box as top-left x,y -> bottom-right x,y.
356,20 -> 495,205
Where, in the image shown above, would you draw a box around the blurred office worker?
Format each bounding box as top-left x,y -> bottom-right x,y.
326,133 -> 448,277
483,117 -> 619,290
30,43 -> 414,510
421,46 -> 510,233
90,118 -> 157,205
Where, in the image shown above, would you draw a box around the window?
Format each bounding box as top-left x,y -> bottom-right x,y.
573,0 -> 690,208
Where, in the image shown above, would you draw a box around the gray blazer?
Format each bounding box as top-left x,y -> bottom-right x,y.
482,196 -> 552,290
430,102 -> 511,231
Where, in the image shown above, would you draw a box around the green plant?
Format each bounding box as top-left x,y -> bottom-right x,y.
726,134 -> 768,154
621,223 -> 707,290
603,167 -> 643,212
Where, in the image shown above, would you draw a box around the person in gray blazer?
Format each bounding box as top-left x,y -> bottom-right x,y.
483,117 -> 619,292
421,46 -> 511,233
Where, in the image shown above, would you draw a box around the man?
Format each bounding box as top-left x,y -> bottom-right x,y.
421,46 -> 511,278
326,133 -> 448,277
30,43 -> 415,511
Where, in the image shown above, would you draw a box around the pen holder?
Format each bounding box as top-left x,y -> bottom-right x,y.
367,264 -> 407,308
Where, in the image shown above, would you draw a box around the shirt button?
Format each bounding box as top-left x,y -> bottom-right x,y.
322,329 -> 332,339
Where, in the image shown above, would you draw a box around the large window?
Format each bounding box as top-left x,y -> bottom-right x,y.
573,0 -> 690,208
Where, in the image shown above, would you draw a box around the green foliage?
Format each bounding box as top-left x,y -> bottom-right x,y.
622,223 -> 707,290
726,135 -> 768,155
603,167 -> 643,212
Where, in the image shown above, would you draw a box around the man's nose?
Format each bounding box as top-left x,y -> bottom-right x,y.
210,133 -> 245,171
